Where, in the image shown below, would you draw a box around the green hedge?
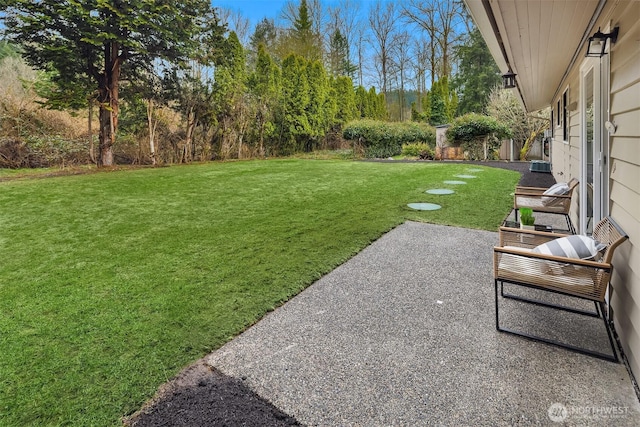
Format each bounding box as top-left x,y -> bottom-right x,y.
343,119 -> 436,158
401,143 -> 434,159
445,113 -> 512,161
446,113 -> 512,142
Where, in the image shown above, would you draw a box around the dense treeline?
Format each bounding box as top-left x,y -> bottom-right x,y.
0,0 -> 513,167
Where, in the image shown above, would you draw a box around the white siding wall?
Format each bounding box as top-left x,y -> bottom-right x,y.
553,0 -> 640,377
607,0 -> 640,378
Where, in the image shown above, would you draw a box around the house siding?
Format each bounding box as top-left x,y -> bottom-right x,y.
609,0 -> 640,378
553,1 -> 640,376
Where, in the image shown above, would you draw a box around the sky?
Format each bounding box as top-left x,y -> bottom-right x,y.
214,0 -> 374,28
215,0 -> 291,26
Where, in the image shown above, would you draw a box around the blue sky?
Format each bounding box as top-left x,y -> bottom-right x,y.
214,0 -> 290,25
213,0 -> 374,27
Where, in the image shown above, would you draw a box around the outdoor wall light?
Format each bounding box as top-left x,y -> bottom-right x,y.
586,27 -> 619,57
502,70 -> 516,89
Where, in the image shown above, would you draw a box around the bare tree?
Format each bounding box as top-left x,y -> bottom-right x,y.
401,0 -> 465,82
433,0 -> 465,78
389,31 -> 413,121
354,18 -> 370,87
487,85 -> 550,159
412,37 -> 430,112
218,8 -> 251,46
369,1 -> 398,96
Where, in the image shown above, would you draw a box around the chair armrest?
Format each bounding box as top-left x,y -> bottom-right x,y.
515,185 -> 549,193
514,192 -> 572,212
498,226 -> 571,249
514,191 -> 572,199
493,246 -> 610,269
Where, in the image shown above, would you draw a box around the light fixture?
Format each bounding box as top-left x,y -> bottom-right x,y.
586,27 -> 619,57
502,69 -> 516,89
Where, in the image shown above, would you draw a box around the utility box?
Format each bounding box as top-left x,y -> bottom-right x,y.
529,160 -> 551,173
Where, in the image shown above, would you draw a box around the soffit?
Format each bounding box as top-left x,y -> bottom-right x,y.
464,0 -> 601,112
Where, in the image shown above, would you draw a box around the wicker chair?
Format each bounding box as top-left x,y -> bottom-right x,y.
493,216 -> 629,362
514,178 -> 579,234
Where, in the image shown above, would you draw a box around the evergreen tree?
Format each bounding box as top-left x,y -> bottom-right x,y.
428,78 -> 457,126
0,40 -> 20,62
452,27 -> 501,115
355,85 -> 368,118
427,82 -> 447,126
366,88 -> 378,119
334,76 -> 358,124
249,44 -> 280,157
248,18 -> 279,67
306,60 -> 330,150
213,32 -> 248,159
2,0 -> 223,166
250,18 -> 279,53
323,77 -> 339,130
277,54 -> 311,154
366,87 -> 387,120
328,29 -> 357,78
285,0 -> 322,61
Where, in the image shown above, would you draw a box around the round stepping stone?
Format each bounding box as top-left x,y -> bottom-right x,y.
426,189 -> 455,195
443,180 -> 467,185
408,203 -> 442,211
455,174 -> 477,178
467,168 -> 484,172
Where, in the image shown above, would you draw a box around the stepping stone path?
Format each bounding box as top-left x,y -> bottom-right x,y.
407,203 -> 442,211
426,189 -> 455,195
411,169 -> 482,212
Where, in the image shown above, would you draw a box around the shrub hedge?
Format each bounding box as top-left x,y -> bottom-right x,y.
445,113 -> 512,161
343,119 -> 436,158
401,143 -> 435,159
446,113 -> 511,143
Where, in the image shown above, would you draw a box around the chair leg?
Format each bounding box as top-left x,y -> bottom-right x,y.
601,301 -> 620,363
495,279 -> 619,362
495,279 -> 501,330
565,214 -> 576,234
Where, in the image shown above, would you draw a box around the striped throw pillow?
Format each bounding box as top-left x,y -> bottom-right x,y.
533,235 -> 606,260
541,182 -> 570,206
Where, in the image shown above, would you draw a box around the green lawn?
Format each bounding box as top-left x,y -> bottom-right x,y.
0,159 -> 519,425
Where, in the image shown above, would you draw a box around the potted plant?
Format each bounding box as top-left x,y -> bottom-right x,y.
519,207 -> 535,230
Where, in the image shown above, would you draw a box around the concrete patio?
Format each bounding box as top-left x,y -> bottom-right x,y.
206,220 -> 640,426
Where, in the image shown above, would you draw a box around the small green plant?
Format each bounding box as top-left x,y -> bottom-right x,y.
519,207 -> 535,225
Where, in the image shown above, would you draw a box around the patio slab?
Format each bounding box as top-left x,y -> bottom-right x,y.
207,221 -> 640,426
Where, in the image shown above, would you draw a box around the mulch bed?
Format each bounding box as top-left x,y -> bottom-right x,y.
123,361 -> 301,427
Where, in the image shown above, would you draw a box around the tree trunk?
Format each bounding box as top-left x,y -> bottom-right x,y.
88,99 -> 96,164
184,106 -> 196,163
147,99 -> 156,165
97,42 -> 121,167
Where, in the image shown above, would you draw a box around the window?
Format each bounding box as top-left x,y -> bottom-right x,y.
550,109 -> 554,137
563,89 -> 569,141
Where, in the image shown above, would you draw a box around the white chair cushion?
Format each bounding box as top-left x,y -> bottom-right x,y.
541,182 -> 570,206
532,235 -> 606,260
